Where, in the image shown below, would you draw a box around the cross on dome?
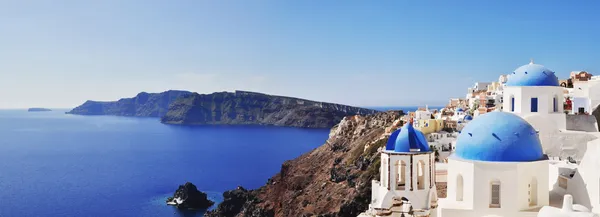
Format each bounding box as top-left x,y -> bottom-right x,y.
530,58 -> 534,65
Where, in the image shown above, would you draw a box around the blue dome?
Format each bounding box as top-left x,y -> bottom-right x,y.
456,108 -> 464,112
464,115 -> 473,121
455,111 -> 544,162
386,123 -> 430,152
386,129 -> 401,150
505,63 -> 559,86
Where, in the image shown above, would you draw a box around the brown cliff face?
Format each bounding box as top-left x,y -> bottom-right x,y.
206,111 -> 406,217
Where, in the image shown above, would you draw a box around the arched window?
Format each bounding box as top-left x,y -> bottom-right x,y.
529,177 -> 538,206
382,159 -> 388,189
418,160 -> 425,190
490,180 -> 501,208
456,174 -> 464,201
397,160 -> 406,190
553,96 -> 558,112
510,95 -> 515,112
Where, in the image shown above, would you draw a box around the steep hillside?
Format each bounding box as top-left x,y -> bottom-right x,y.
205,110 -> 423,217
67,90 -> 191,117
161,91 -> 379,129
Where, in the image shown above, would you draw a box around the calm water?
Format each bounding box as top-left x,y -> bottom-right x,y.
0,110 -> 329,217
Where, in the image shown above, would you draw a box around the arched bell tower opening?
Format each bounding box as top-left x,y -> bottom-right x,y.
364,118 -> 438,217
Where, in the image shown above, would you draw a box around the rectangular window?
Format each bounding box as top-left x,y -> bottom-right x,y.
553,97 -> 557,112
491,183 -> 501,207
531,98 -> 538,112
511,97 -> 515,112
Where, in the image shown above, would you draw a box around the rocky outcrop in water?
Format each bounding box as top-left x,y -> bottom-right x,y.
28,108 -> 51,112
66,90 -> 191,117
201,110 -> 447,217
166,182 -> 214,210
161,91 -> 379,128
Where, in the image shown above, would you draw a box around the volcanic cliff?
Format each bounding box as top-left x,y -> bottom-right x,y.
67,90 -> 191,117
204,110 -> 447,217
161,91 -> 378,128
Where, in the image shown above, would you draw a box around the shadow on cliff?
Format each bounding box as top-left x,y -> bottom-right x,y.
172,208 -> 208,217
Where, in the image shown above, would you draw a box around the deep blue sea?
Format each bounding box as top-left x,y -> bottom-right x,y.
0,106 -> 437,217
0,110 -> 330,217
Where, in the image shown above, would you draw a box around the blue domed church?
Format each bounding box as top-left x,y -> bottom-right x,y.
363,118 -> 438,217
437,111 -> 550,217
502,60 -> 567,152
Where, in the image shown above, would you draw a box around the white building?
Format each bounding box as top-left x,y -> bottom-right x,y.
415,107 -> 433,121
427,131 -> 458,162
567,78 -> 600,114
502,60 -> 567,152
360,119 -> 438,217
359,61 -> 600,217
439,112 -> 550,217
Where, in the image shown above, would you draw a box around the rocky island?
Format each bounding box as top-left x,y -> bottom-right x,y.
166,182 -> 214,210
66,90 -> 191,117
161,91 -> 378,128
204,110 -> 439,217
28,108 -> 52,112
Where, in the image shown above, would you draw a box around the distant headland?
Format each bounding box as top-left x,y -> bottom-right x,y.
66,90 -> 191,117
28,108 -> 52,112
67,90 -> 379,129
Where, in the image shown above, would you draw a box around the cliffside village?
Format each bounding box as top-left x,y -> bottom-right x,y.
358,60 -> 600,217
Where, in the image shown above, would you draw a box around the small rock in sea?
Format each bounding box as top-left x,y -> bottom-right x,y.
166,182 -> 214,210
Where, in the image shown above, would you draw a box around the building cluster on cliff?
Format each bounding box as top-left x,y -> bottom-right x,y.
358,60 -> 600,217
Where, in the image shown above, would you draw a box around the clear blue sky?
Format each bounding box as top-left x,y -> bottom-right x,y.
1,0 -> 598,108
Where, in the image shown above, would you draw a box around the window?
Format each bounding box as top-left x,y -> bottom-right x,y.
397,160 -> 406,190
511,96 -> 515,112
553,96 -> 558,112
529,178 -> 538,206
490,181 -> 501,208
531,98 -> 538,112
456,175 -> 464,201
418,160 -> 425,190
382,159 -> 388,189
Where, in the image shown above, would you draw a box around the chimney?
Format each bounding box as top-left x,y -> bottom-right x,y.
562,194 -> 574,212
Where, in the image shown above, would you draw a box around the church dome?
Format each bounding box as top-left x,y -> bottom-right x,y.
456,108 -> 464,112
505,61 -> 560,87
463,115 -> 473,121
386,122 -> 430,152
454,111 -> 544,162
385,129 -> 401,150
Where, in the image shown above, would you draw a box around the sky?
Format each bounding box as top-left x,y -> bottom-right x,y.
1,0 -> 599,109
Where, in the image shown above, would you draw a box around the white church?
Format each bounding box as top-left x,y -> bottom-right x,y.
359,61 -> 600,217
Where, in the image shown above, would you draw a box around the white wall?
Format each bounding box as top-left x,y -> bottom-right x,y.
371,152 -> 437,213
517,161 -> 550,211
567,135 -> 600,213
504,86 -> 564,114
572,97 -> 591,114
543,131 -> 598,161
523,114 -> 563,153
415,110 -> 432,120
440,158 -> 548,217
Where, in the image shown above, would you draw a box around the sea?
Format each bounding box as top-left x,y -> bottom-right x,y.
0,106 -> 439,217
